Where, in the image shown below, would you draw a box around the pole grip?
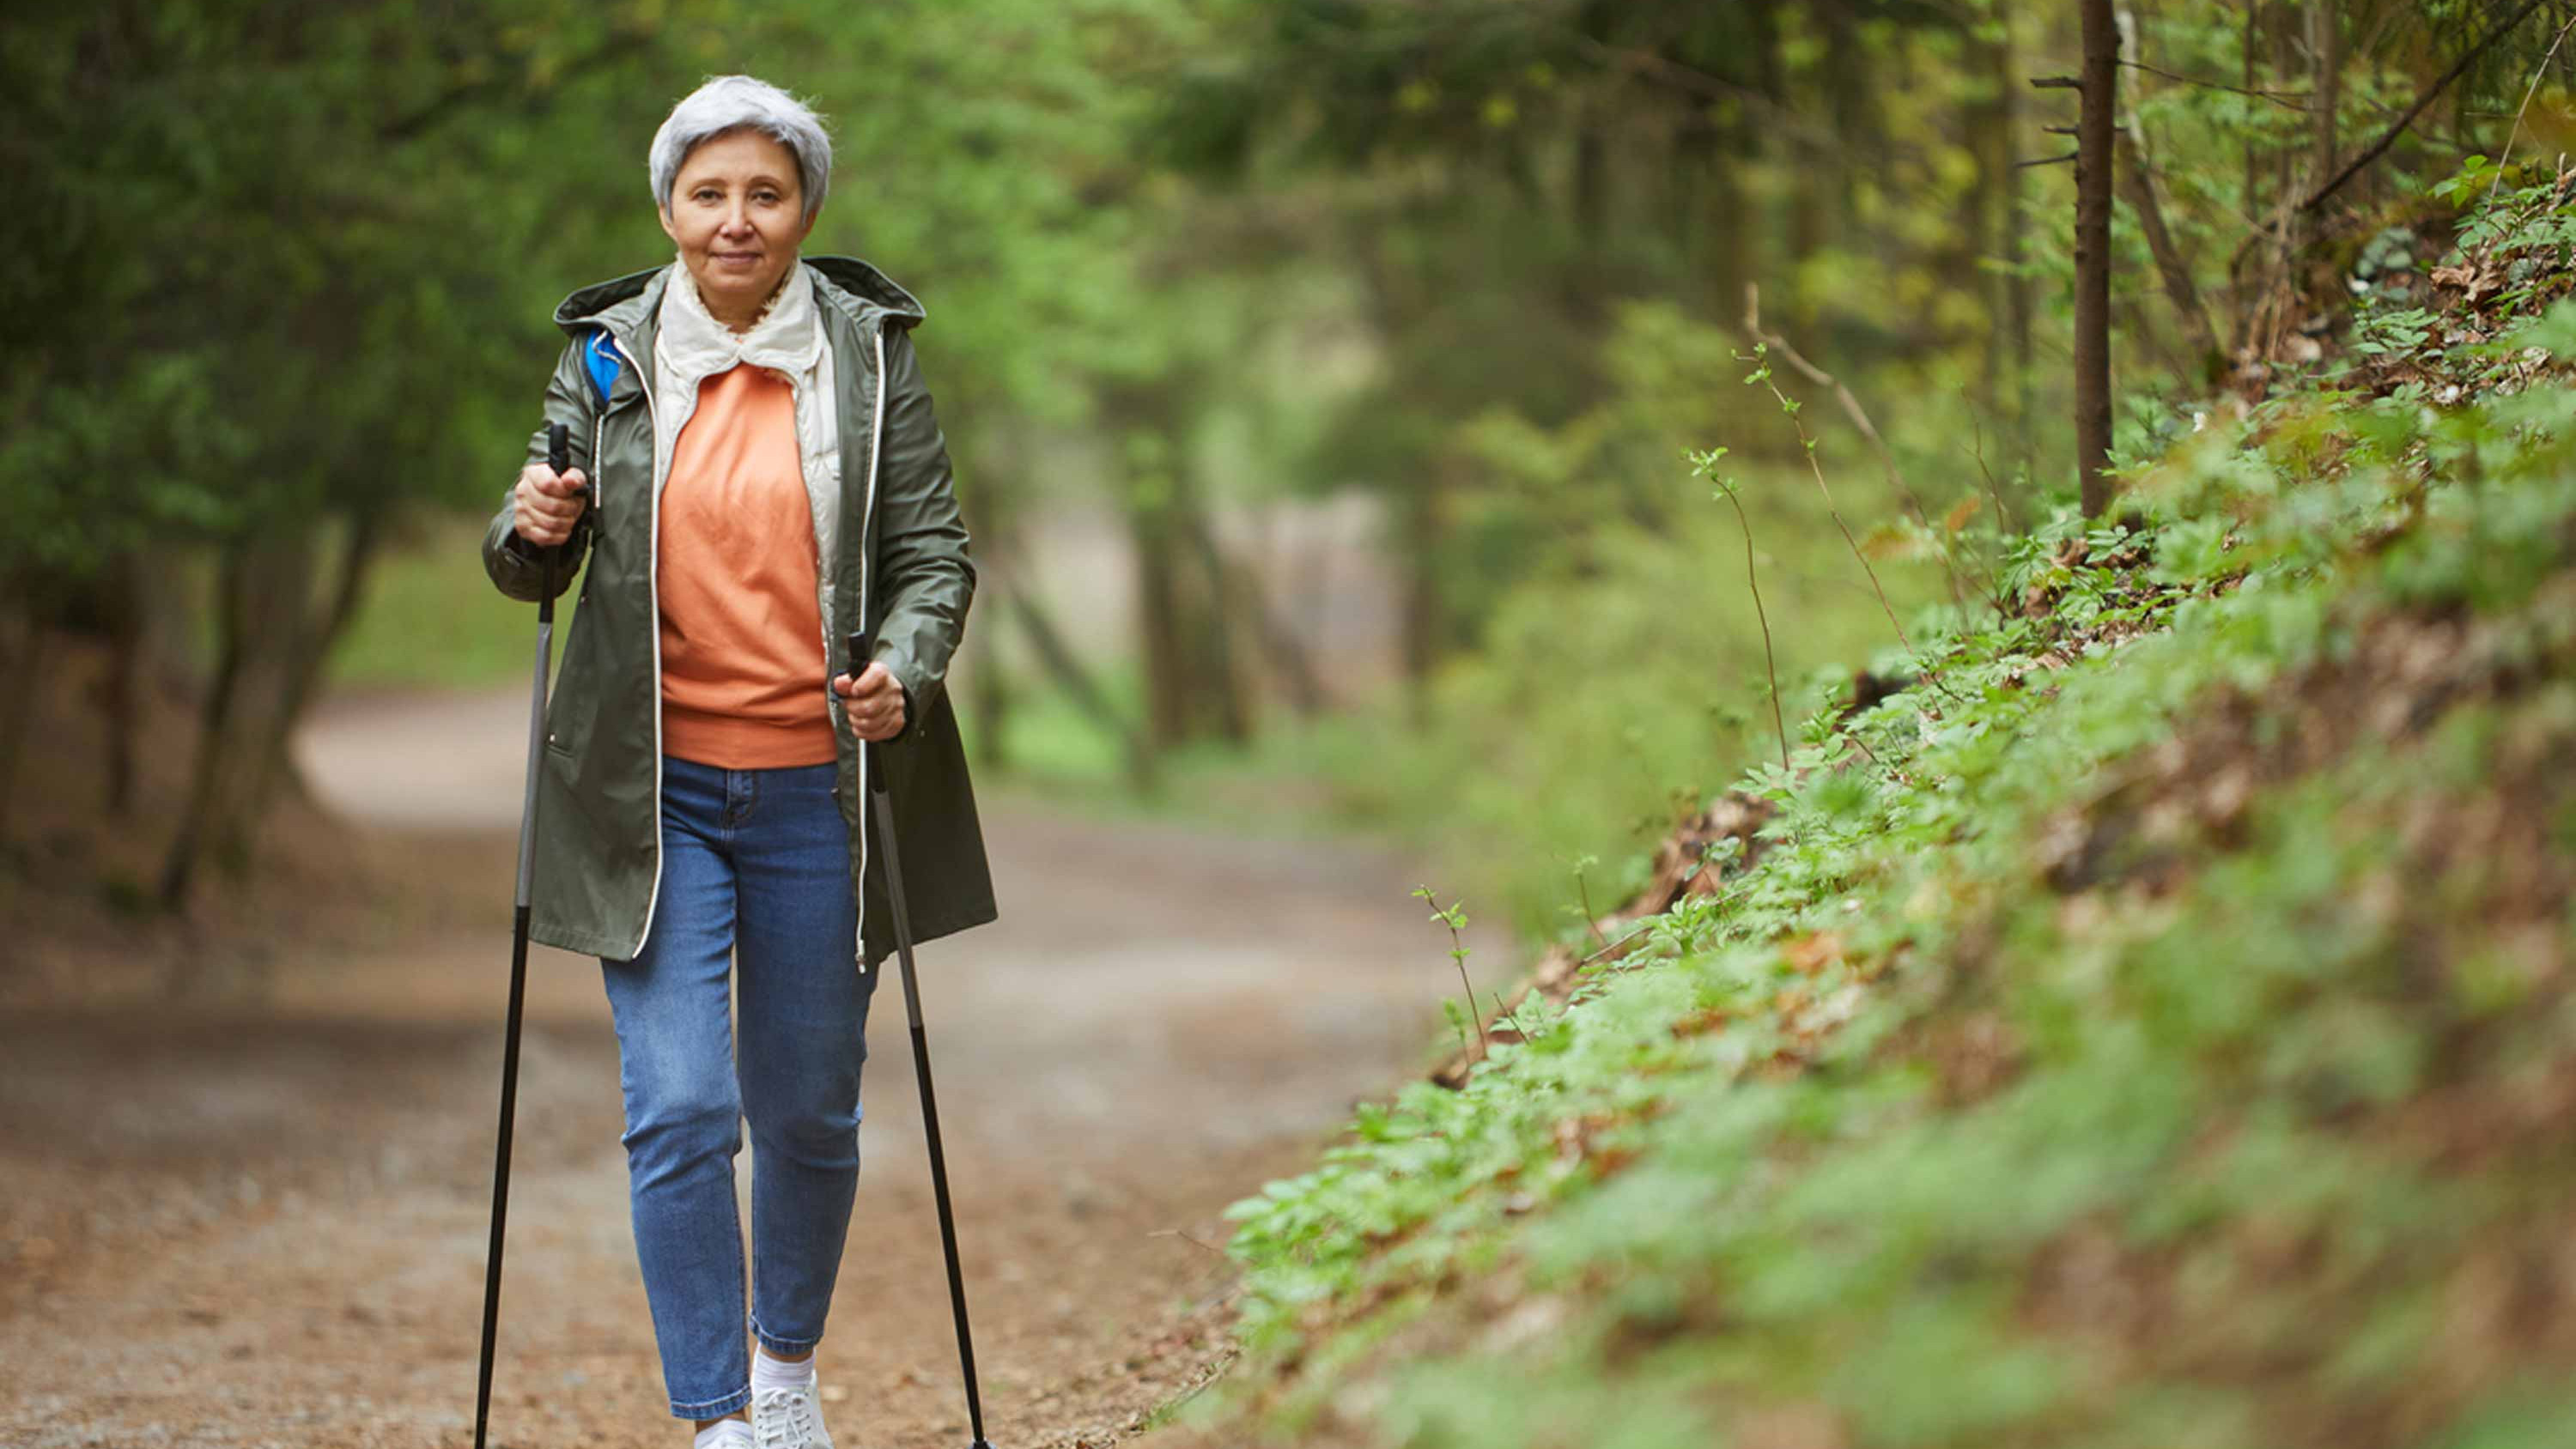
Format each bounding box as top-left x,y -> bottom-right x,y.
844,630 -> 890,794
537,421 -> 571,621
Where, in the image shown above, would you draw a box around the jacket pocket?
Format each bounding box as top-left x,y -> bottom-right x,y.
543,616 -> 601,761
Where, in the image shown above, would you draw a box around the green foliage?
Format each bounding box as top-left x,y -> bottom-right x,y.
1194,254 -> 2576,1444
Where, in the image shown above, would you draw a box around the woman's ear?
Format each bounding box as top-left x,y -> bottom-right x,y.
658,207 -> 679,245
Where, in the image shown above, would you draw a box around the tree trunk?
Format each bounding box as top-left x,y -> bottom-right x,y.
2117,9 -> 2221,374
1784,4 -> 1837,328
159,529 -> 326,910
969,614 -> 1012,773
2312,0 -> 2341,199
1003,583 -> 1156,792
2244,0 -> 2263,227
2075,0 -> 2118,518
210,530 -> 320,870
963,430 -> 1028,774
246,508 -> 381,821
1995,1 -> 2035,447
1236,526 -> 1329,720
1698,120 -> 1753,318
1131,481 -> 1190,751
96,569 -> 142,816
1573,101 -> 1608,257
160,547 -> 254,911
1397,461 -> 1450,730
1178,503 -> 1254,744
2270,3 -> 2298,224
1965,17 -> 2007,414
0,611 -> 46,850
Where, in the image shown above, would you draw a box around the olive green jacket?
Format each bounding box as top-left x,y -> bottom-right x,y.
480,257 -> 997,967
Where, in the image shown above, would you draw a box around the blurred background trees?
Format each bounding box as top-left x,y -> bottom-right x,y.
5,0 -> 2570,936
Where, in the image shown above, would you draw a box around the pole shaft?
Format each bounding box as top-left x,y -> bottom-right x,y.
474,912 -> 532,1449
478,484 -> 563,1447
514,613 -> 551,907
869,765 -> 987,1442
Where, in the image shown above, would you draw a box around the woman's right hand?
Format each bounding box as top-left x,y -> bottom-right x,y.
513,462 -> 591,547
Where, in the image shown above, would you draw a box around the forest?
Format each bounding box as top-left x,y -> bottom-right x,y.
7,1 -> 2576,1446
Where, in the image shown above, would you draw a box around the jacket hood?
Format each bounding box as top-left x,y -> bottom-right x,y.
552,254 -> 927,339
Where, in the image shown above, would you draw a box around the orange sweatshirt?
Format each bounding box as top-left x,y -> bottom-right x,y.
656,363 -> 840,768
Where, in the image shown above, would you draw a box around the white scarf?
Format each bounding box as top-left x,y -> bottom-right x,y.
648,259 -> 847,592
657,259 -> 826,383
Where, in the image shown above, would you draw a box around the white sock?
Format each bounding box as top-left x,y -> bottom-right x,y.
693,1419 -> 752,1449
752,1343 -> 817,1394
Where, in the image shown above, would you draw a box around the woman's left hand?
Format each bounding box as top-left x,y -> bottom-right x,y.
831,661 -> 907,742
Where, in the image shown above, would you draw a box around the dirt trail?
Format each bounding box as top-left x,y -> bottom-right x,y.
0,689 -> 1497,1447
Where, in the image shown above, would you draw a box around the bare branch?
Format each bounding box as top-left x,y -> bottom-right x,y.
2119,58 -> 2312,110
1742,284 -> 1935,535
1568,34 -> 1846,155
2299,0 -> 2553,214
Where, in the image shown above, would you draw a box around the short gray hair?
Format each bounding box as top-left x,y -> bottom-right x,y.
647,76 -> 833,226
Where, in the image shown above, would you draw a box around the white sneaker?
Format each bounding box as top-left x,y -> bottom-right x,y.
751,1380 -> 836,1449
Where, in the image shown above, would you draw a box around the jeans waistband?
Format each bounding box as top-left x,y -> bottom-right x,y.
664,753 -> 840,783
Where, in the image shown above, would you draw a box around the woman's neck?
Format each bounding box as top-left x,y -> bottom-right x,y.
696,267 -> 793,336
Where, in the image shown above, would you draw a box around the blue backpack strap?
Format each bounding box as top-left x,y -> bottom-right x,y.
581,327 -> 622,405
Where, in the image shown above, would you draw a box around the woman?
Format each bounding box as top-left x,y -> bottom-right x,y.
480,74 -> 997,1449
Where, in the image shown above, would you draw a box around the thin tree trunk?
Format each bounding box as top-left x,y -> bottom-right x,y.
1003,583 -> 1155,791
0,611 -> 46,849
1573,103 -> 1608,256
1397,464 -> 1449,730
2075,0 -> 2118,517
96,561 -> 143,817
208,531 -> 319,871
2244,0 -> 2263,226
1700,120 -> 1753,318
1176,501 -> 1253,743
969,620 -> 1011,773
1133,493 -> 1188,750
963,440 -> 1029,774
248,509 -> 381,817
161,548 -> 253,911
1248,569 -> 1328,719
1996,1 -> 2035,447
1967,19 -> 2007,414
1184,505 -> 1326,720
2270,3 -> 2298,218
2312,0 -> 2341,193
2117,9 -> 2221,373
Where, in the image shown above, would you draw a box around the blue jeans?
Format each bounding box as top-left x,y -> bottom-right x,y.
600,755 -> 883,1421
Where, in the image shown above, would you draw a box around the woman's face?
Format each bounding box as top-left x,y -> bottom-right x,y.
659,129 -> 816,324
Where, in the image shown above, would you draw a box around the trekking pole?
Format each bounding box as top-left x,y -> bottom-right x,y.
847,630 -> 997,1449
475,422 -> 581,1449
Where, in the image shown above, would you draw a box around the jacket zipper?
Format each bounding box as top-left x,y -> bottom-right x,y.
580,410 -> 605,603
604,327 -> 665,962
851,325 -> 889,972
